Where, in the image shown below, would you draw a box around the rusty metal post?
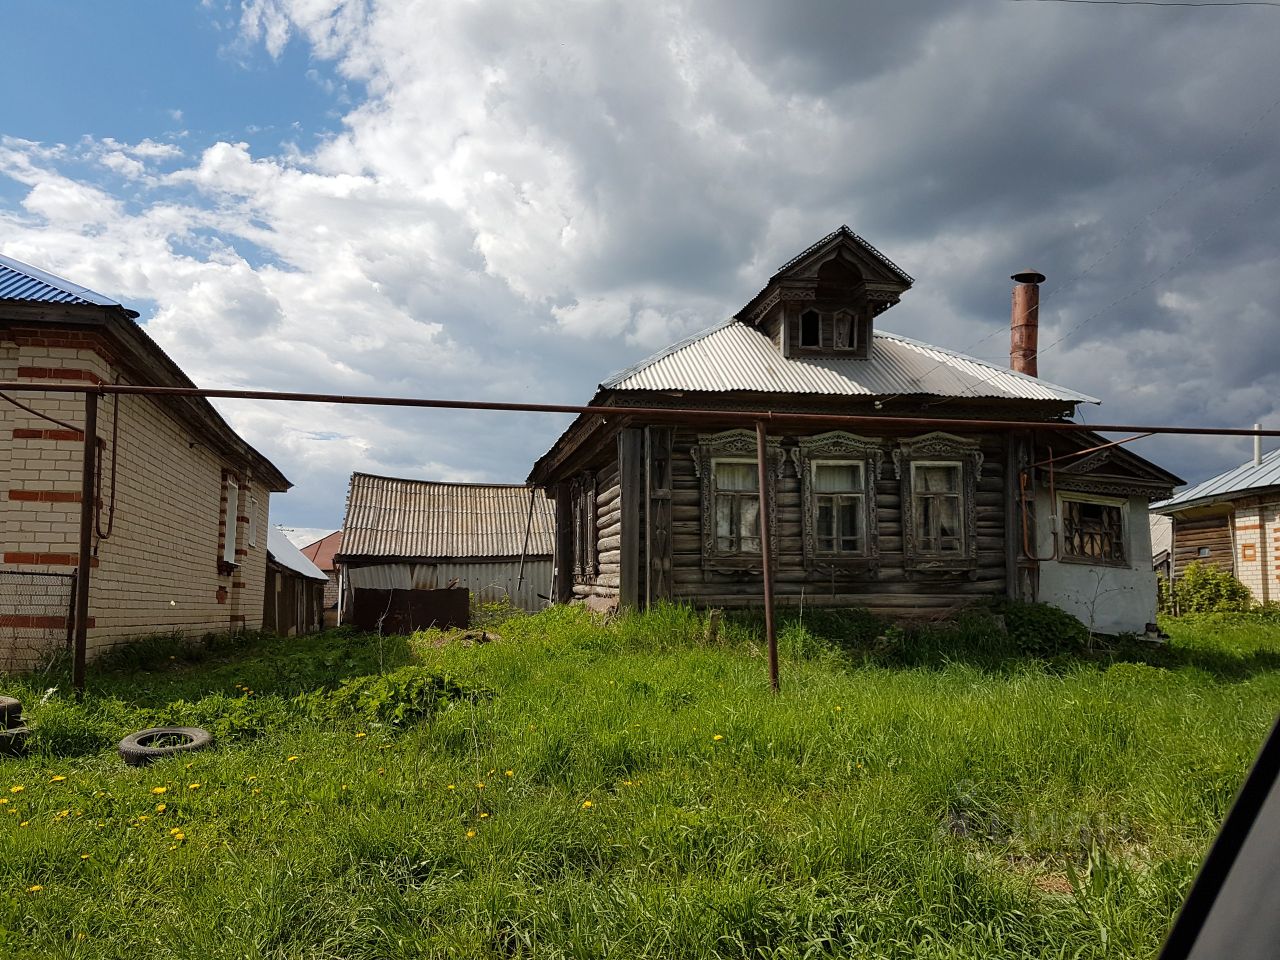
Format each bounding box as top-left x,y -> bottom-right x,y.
73,391 -> 98,701
755,420 -> 779,693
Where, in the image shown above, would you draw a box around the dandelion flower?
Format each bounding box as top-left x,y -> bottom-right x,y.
835,706 -> 843,712
476,782 -> 485,789
80,853 -> 90,860
169,827 -> 182,836
151,787 -> 167,795
155,804 -> 166,813
582,800 -> 593,809
56,809 -> 70,818
478,812 -> 489,819
713,735 -> 724,742
10,785 -> 24,794
139,815 -> 150,822
466,829 -> 476,839
354,732 -> 366,739
287,756 -> 299,763
251,788 -> 261,795
27,885 -> 43,893
0,798 -> 8,805
173,832 -> 185,841
446,784 -> 455,791
168,844 -> 178,851
505,770 -> 514,777
622,780 -> 633,787
188,783 -> 201,790
20,821 -> 30,827
49,775 -> 66,783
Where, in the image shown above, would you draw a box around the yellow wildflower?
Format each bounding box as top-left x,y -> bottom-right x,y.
155,804 -> 166,813
169,827 -> 182,836
377,768 -> 385,775
476,782 -> 485,789
581,800 -> 593,809
0,798 -> 8,805
20,821 -> 30,827
287,756 -> 299,763
466,829 -> 476,839
713,735 -> 724,742
251,788 -> 261,795
151,787 -> 167,795
49,775 -> 66,783
835,706 -> 843,712
80,854 -> 90,860
505,770 -> 514,777
622,780 -> 633,786
188,783 -> 201,790
9,785 -> 24,794
447,784 -> 455,791
173,832 -> 185,841
354,732 -> 366,739
27,885 -> 43,893
478,812 -> 489,819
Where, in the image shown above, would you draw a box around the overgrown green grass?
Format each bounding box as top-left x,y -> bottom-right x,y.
1,605 -> 1276,959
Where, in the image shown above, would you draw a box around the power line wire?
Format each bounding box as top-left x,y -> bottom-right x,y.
1011,0 -> 1280,8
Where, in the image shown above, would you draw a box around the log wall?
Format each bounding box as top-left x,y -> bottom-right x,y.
1172,514 -> 1234,579
572,458 -> 623,601
663,429 -> 1008,616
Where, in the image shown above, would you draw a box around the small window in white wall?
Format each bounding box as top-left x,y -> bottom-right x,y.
223,479 -> 239,566
1059,494 -> 1127,564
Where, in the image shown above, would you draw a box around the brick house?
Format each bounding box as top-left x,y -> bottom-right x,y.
1151,445 -> 1280,603
0,254 -> 289,669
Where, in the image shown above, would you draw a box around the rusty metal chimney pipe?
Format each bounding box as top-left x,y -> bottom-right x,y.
1010,269 -> 1045,378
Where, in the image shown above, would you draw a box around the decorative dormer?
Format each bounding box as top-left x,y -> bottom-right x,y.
733,226 -> 913,360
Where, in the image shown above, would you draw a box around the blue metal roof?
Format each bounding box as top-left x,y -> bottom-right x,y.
1152,447 -> 1280,513
0,253 -> 122,308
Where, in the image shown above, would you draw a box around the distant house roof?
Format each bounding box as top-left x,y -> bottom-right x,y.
267,526 -> 327,581
0,253 -> 289,491
603,320 -> 1098,403
300,530 -> 342,571
1153,448 -> 1280,514
0,253 -> 132,310
339,473 -> 555,562
1150,514 -> 1172,556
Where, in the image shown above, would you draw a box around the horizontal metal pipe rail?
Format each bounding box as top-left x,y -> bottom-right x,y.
1,380 -> 1278,438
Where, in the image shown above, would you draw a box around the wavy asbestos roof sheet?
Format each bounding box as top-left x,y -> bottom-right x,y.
1153,447 -> 1280,513
603,321 -> 1098,403
341,473 -> 555,560
0,253 -> 123,307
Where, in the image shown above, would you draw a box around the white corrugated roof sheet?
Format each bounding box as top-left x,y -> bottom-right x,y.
341,474 -> 555,560
1153,447 -> 1280,512
267,526 -> 328,581
603,321 -> 1098,403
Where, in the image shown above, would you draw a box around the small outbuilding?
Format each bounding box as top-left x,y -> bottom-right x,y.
263,527 -> 327,636
337,473 -> 555,619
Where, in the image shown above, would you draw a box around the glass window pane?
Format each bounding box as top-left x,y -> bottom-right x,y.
715,496 -> 734,550
715,462 -> 757,492
915,464 -> 959,493
937,496 -> 960,539
740,499 -> 761,553
814,462 -> 862,492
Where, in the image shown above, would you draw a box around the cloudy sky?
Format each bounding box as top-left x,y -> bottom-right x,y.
3,0 -> 1278,535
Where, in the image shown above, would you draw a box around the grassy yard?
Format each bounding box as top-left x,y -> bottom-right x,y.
1,605 -> 1277,959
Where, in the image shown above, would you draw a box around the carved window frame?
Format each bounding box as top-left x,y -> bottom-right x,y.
570,472 -> 597,581
1057,492 -> 1128,567
794,432 -> 883,572
893,433 -> 983,576
691,429 -> 783,570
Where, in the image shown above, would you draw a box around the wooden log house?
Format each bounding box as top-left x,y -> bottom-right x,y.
529,227 -> 1181,632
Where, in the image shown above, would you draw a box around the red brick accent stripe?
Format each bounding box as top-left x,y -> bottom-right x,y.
236,514 -> 250,523
3,552 -> 98,567
16,366 -> 106,385
0,614 -> 93,629
8,489 -> 82,503
12,428 -> 85,441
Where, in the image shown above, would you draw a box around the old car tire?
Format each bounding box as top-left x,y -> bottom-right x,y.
118,727 -> 213,767
0,697 -> 22,727
0,726 -> 29,757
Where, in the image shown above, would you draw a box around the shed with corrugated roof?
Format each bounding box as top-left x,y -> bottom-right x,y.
336,473 -> 555,616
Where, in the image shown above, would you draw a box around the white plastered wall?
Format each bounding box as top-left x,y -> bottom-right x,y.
1034,490 -> 1158,634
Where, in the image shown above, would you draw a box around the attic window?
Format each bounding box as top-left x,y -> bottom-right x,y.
800,310 -> 821,348
833,311 -> 859,351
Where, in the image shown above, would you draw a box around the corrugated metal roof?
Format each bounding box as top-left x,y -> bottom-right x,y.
267,526 -> 328,581
603,321 -> 1098,403
0,253 -> 123,307
341,473 -> 555,560
1153,448 -> 1280,513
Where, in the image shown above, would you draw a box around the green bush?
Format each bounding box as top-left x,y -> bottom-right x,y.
1171,561 -> 1252,614
309,665 -> 482,727
992,599 -> 1089,656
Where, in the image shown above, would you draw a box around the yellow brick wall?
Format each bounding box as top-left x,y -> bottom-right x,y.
1,339 -> 272,668
1232,502 -> 1280,604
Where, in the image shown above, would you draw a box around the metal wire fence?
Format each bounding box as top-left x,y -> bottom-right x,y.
0,571 -> 75,674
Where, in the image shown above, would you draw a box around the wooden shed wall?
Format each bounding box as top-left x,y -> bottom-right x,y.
1172,515 -> 1234,579
663,429 -> 1008,615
